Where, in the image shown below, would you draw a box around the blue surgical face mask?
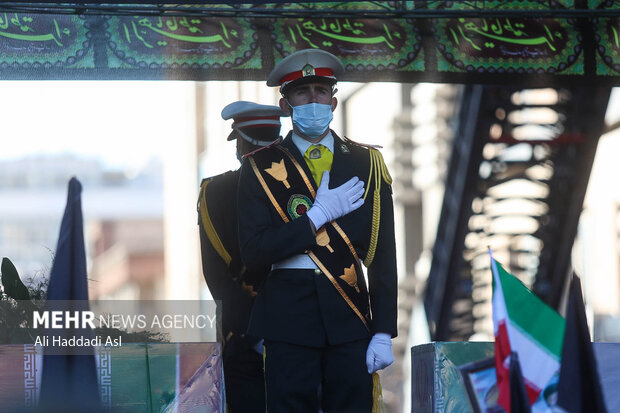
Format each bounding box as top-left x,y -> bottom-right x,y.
290,102 -> 333,139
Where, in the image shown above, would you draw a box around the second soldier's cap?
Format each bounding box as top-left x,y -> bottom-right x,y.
266,49 -> 345,94
221,101 -> 288,145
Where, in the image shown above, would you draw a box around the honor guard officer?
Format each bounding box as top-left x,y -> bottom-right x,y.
197,101 -> 288,413
237,49 -> 398,412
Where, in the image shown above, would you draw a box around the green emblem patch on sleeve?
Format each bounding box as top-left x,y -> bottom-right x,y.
287,194 -> 313,220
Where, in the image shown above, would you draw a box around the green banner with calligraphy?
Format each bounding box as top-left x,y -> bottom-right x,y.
106,15 -> 260,69
0,13 -> 94,70
0,2 -> 619,84
433,12 -> 583,75
593,0 -> 620,75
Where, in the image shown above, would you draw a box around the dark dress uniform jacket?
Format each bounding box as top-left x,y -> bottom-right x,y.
198,170 -> 269,413
237,131 -> 398,347
198,170 -> 267,342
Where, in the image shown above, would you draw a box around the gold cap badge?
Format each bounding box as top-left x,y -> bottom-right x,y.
302,63 -> 315,77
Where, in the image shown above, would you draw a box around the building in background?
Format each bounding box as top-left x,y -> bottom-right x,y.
0,155 -> 165,300
574,88 -> 620,341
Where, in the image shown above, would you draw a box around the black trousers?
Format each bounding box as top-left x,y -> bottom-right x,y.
223,336 -> 266,413
264,339 -> 373,413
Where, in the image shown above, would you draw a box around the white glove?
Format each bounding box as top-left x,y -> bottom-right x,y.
366,333 -> 394,374
306,171 -> 364,230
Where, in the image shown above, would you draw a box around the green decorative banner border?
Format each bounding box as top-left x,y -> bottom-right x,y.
270,17 -> 424,73
433,16 -> 583,75
105,15 -> 261,69
590,0 -> 620,76
0,13 -> 94,69
0,3 -> 618,84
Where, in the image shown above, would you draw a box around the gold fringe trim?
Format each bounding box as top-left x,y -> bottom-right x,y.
363,148 -> 392,267
199,179 -> 232,266
372,372 -> 385,413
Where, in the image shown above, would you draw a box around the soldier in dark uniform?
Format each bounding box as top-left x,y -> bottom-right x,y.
197,101 -> 288,413
237,49 -> 398,412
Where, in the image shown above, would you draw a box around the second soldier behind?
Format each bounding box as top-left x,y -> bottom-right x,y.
197,101 -> 288,413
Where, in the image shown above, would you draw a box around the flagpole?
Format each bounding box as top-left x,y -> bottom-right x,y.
146,342 -> 154,413
557,266 -> 573,318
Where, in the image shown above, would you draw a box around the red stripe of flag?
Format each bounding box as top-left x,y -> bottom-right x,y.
495,321 -> 512,410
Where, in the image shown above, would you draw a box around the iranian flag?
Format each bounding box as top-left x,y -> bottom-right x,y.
490,252 -> 566,411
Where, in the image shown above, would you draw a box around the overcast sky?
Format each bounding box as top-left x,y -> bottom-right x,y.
0,80 -> 186,170
3,81 -> 618,171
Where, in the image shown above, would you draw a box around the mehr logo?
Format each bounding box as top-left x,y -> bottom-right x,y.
34,310 -> 96,329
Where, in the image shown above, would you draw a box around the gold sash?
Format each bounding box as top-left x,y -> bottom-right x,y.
248,145 -> 370,330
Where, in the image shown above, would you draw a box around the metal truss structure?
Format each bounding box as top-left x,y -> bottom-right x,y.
425,84 -> 611,341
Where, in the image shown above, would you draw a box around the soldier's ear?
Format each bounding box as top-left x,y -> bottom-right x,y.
331,97 -> 338,112
279,97 -> 292,115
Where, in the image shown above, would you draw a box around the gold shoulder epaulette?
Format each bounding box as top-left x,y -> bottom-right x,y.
197,178 -> 213,215
363,148 -> 392,201
342,135 -> 383,150
241,136 -> 283,160
198,178 -> 232,266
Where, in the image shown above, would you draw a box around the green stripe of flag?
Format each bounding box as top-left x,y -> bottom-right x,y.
495,261 -> 566,358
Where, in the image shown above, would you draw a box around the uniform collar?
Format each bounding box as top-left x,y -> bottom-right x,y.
292,131 -> 334,156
